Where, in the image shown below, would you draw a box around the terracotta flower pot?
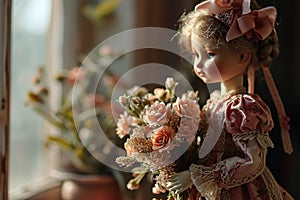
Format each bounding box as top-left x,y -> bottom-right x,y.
61,175 -> 121,200
52,170 -> 122,200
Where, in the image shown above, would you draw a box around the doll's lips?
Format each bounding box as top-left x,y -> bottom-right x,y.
196,70 -> 205,77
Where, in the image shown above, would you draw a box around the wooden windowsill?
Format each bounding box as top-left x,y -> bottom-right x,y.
9,176 -> 62,200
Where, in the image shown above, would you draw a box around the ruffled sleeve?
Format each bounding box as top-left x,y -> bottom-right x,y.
224,94 -> 274,134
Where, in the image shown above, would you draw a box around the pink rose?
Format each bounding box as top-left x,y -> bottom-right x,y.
143,102 -> 169,126
173,98 -> 200,118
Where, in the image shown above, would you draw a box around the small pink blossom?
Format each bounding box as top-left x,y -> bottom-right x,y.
86,93 -> 105,107
67,67 -> 85,85
116,112 -> 137,138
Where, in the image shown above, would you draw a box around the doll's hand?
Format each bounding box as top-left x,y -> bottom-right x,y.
167,170 -> 193,194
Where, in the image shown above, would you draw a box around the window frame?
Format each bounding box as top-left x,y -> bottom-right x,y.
0,0 -> 11,199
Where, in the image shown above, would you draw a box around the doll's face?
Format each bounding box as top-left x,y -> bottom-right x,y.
191,34 -> 247,84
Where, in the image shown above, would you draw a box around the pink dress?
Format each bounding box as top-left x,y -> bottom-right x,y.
189,91 -> 293,200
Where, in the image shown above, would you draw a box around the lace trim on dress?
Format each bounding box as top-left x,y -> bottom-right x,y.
232,131 -> 274,149
213,160 -> 229,187
261,167 -> 284,200
257,132 -> 274,149
190,164 -> 221,200
231,131 -> 257,141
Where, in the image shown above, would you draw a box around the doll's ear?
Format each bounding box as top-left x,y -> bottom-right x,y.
240,52 -> 251,65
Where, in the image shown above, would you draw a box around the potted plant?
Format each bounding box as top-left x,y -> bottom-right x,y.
26,45 -> 125,200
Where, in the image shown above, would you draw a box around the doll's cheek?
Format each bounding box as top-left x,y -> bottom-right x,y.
205,60 -> 222,79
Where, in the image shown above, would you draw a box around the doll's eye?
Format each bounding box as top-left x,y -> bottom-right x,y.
207,52 -> 216,59
192,53 -> 200,61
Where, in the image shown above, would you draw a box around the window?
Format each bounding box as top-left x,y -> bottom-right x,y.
9,0 -> 52,191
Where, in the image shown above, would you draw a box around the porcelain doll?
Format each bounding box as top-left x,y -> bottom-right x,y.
167,0 -> 294,199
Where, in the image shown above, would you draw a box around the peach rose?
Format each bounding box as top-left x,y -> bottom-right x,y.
151,126 -> 175,151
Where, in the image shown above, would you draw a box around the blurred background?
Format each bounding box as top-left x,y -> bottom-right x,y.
8,0 -> 299,199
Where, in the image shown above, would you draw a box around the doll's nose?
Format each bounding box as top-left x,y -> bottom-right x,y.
193,55 -> 204,70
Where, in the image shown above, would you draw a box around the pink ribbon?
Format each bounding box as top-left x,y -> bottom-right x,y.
195,0 -> 246,14
195,0 -> 277,42
226,7 -> 277,41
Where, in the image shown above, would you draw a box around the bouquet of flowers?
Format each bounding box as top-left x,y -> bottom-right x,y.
115,78 -> 201,198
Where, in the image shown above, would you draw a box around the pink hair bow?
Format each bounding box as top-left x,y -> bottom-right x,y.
226,7 -> 277,41
195,0 -> 277,41
195,0 -> 250,15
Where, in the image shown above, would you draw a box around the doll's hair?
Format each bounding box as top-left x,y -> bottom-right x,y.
178,0 -> 279,69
